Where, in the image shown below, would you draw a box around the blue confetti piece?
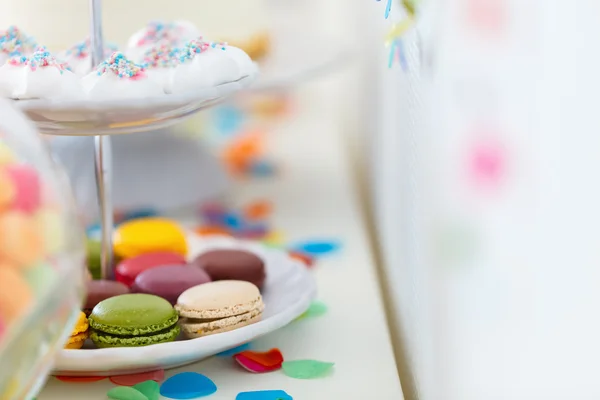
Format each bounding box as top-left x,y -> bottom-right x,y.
216,343 -> 252,357
385,0 -> 392,18
249,160 -> 277,177
223,212 -> 245,231
160,372 -> 217,399
292,240 -> 341,256
236,390 -> 293,400
214,105 -> 245,135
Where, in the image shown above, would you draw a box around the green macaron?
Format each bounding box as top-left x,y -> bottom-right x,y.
89,293 -> 180,348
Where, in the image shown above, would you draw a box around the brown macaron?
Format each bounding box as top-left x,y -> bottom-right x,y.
192,249 -> 266,289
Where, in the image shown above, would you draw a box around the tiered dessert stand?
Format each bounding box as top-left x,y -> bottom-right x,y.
14,0 -> 316,375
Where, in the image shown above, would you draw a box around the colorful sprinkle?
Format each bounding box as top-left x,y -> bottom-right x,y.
159,372 -> 217,399
55,376 -> 107,383
95,52 -> 145,79
65,39 -> 118,59
135,21 -> 189,47
216,343 -> 252,357
236,390 -> 293,400
142,44 -> 182,69
281,360 -> 335,379
8,47 -> 70,74
0,26 -> 36,55
234,348 -> 284,373
109,370 -> 164,386
179,38 -> 228,64
107,386 -> 149,400
291,240 -> 341,256
133,381 -> 160,400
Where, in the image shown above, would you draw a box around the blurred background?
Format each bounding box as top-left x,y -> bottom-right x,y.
6,0 -> 598,399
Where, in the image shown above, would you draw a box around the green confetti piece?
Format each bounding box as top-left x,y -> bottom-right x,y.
107,386 -> 149,400
133,380 -> 159,400
282,360 -> 334,379
295,301 -> 328,321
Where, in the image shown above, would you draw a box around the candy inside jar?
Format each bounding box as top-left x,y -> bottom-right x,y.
0,99 -> 86,400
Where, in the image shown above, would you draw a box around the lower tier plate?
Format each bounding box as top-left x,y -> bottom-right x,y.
53,234 -> 316,376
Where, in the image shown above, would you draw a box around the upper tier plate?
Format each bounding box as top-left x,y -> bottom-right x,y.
12,71 -> 257,136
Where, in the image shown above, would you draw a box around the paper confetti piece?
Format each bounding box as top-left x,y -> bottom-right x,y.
133,380 -> 160,400
291,240 -> 341,256
195,225 -> 232,237
236,390 -> 293,400
243,200 -> 272,220
109,370 -> 164,386
160,372 -> 217,399
122,208 -> 159,221
213,105 -> 245,135
288,251 -> 315,268
296,301 -> 328,321
237,223 -> 270,239
55,376 -> 107,383
216,343 -> 252,357
385,0 -> 392,18
223,212 -> 244,230
281,360 -> 335,379
248,160 -> 277,177
234,348 -> 284,373
107,386 -> 149,400
264,231 -> 285,247
469,139 -> 506,186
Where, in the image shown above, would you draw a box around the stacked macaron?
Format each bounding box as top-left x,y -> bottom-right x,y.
0,140 -> 67,337
65,312 -> 89,349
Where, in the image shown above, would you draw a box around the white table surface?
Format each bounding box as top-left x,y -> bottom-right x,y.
37,88 -> 403,399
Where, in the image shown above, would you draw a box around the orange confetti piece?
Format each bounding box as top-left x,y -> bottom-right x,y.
234,348 -> 284,370
195,226 -> 232,236
243,200 -> 272,220
288,251 -> 315,268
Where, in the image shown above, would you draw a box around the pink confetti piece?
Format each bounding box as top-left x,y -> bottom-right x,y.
469,139 -> 506,187
234,349 -> 284,373
109,370 -> 165,386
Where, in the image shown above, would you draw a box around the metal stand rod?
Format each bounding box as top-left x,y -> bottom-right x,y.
90,0 -> 114,280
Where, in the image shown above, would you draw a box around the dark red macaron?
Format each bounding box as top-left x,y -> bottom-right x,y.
192,249 -> 266,289
115,252 -> 187,287
84,280 -> 130,315
132,264 -> 212,304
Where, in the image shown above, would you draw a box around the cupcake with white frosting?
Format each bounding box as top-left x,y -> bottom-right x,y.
81,52 -> 163,100
127,20 -> 200,63
0,26 -> 37,66
171,38 -> 253,94
60,39 -> 119,76
140,44 -> 183,94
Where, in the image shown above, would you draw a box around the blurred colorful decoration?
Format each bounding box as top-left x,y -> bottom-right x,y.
236,390 -> 293,400
213,105 -> 246,136
221,130 -> 278,178
382,0 -> 420,69
109,370 -> 165,386
468,137 -> 506,188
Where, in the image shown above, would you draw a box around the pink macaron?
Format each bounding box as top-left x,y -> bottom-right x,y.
115,252 -> 187,287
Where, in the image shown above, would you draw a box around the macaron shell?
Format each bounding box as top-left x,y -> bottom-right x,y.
89,293 -> 178,336
65,332 -> 87,349
113,218 -> 188,259
0,211 -> 44,268
175,280 -> 262,319
180,306 -> 263,339
193,249 -> 266,288
0,266 -> 33,322
90,323 -> 180,348
71,311 -> 89,336
84,280 -> 130,311
132,265 -> 212,304
115,252 -> 187,287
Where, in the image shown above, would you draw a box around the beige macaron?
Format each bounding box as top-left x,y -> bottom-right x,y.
175,280 -> 264,338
